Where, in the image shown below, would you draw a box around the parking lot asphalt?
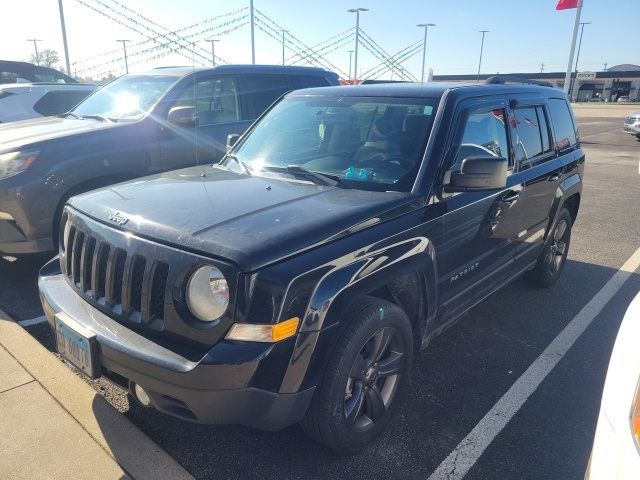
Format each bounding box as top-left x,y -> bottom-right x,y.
1,109 -> 639,480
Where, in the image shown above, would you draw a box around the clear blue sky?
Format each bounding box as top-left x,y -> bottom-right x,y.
2,0 -> 638,79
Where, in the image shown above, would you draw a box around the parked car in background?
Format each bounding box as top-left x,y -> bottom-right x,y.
617,96 -> 630,103
0,64 -> 339,256
586,291 -> 640,479
0,60 -> 77,84
623,112 -> 640,140
39,78 -> 583,453
0,83 -> 97,123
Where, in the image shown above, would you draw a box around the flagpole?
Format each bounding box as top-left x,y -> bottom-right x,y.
563,0 -> 583,97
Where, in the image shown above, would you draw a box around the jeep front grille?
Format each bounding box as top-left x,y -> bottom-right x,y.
62,223 -> 169,327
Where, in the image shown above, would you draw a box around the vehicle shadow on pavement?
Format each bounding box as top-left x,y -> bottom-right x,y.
0,254 -> 52,321
88,259 -> 640,480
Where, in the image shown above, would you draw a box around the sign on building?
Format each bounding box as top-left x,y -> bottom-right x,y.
577,72 -> 596,80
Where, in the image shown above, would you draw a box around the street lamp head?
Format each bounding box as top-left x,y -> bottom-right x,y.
479,30 -> 490,33
205,38 -> 219,42
347,8 -> 368,12
417,23 -> 436,27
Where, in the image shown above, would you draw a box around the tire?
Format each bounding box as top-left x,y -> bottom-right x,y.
300,296 -> 413,453
524,207 -> 572,287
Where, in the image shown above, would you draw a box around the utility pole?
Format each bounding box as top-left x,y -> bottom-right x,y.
205,38 -> 219,66
116,39 -> 129,74
570,21 -> 591,101
27,39 -> 41,65
249,0 -> 255,64
281,30 -> 288,65
57,0 -> 71,75
603,62 -> 607,71
348,50 -> 353,82
540,62 -> 545,73
477,30 -> 489,82
417,23 -> 436,83
348,8 -> 368,84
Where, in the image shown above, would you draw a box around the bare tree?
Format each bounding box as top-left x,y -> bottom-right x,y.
29,49 -> 60,68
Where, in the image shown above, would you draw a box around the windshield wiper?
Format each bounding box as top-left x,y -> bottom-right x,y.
79,114 -> 114,122
265,165 -> 351,189
58,112 -> 81,119
222,154 -> 252,176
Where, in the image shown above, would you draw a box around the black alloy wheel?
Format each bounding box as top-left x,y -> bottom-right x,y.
525,207 -> 572,287
300,296 -> 413,454
344,327 -> 404,430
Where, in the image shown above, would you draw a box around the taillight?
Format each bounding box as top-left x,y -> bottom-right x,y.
631,378 -> 640,453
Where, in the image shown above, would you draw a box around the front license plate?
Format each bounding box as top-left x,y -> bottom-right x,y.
55,313 -> 100,378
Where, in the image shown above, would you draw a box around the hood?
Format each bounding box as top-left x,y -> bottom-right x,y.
0,116 -> 122,152
68,167 -> 416,271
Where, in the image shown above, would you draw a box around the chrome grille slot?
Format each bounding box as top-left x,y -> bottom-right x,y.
149,262 -> 169,322
81,236 -> 96,293
129,255 -> 146,315
94,243 -> 110,300
71,231 -> 85,285
111,249 -> 127,307
65,225 -> 76,275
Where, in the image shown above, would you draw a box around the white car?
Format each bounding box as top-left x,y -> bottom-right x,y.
587,291 -> 640,479
623,112 -> 640,139
0,83 -> 96,123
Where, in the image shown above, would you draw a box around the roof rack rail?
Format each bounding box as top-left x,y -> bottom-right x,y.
484,75 -> 554,88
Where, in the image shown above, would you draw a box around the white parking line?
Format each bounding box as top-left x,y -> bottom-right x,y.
18,315 -> 47,327
428,247 -> 640,480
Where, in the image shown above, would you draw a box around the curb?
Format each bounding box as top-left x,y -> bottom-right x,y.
0,308 -> 193,480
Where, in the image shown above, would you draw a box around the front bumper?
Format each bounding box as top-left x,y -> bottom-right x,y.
0,170 -> 55,255
623,122 -> 640,135
38,259 -> 315,430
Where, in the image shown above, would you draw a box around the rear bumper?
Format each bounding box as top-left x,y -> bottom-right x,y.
38,258 -> 314,430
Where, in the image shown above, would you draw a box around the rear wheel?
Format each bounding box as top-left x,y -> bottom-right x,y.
524,207 -> 572,287
300,296 -> 413,454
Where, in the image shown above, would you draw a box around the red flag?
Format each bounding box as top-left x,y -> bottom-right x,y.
556,0 -> 579,10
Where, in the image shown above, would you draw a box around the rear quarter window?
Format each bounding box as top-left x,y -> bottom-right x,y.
547,98 -> 578,149
290,75 -> 330,90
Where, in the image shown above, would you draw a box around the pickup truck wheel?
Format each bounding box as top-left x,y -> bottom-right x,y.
300,296 -> 413,453
525,207 -> 572,287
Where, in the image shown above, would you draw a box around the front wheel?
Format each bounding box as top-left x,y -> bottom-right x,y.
300,296 -> 413,453
524,207 -> 572,287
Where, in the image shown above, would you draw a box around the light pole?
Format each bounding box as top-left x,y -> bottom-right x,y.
348,8 -> 368,84
27,39 -> 41,65
476,30 -> 489,82
281,30 -> 288,65
57,0 -> 71,75
348,50 -> 353,81
205,38 -> 219,66
417,23 -> 436,83
116,39 -> 129,74
570,21 -> 591,101
249,0 -> 255,64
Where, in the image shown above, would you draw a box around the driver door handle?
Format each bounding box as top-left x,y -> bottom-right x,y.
502,191 -> 520,204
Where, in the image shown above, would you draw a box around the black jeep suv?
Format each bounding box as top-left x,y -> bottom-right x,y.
38,78 -> 584,453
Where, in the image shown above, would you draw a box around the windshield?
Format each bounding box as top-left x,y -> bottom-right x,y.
72,74 -> 178,121
230,95 -> 438,192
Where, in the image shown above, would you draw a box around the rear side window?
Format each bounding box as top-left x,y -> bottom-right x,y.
290,75 -> 330,90
548,98 -> 578,149
513,106 -> 552,162
33,90 -> 93,116
174,76 -> 241,125
243,75 -> 290,118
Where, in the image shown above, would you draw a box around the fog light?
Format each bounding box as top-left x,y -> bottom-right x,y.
134,383 -> 151,407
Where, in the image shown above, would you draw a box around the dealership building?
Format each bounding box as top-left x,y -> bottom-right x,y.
432,64 -> 640,102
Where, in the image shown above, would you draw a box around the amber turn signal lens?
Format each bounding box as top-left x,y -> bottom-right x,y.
225,317 -> 300,343
632,380 -> 640,450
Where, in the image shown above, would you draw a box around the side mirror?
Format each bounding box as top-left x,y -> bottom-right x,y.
446,156 -> 507,192
167,106 -> 198,127
226,133 -> 241,152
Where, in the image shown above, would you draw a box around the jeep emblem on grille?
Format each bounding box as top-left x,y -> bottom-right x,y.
108,212 -> 129,226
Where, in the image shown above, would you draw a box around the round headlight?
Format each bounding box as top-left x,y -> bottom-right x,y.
186,265 -> 229,322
